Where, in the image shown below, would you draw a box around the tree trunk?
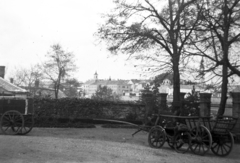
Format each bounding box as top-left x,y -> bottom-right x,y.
54,83 -> 59,99
218,63 -> 228,116
55,70 -> 63,99
218,2 -> 229,116
56,86 -> 59,99
172,55 -> 181,115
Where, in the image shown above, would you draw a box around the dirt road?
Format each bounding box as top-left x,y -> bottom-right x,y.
0,127 -> 239,163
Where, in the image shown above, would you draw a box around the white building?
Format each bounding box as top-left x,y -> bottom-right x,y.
82,72 -> 151,100
82,72 -> 131,98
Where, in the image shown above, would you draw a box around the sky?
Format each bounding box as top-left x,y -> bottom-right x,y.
0,0 -> 144,82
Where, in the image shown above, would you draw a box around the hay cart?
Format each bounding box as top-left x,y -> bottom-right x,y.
0,96 -> 34,135
137,114 -> 237,157
186,115 -> 238,156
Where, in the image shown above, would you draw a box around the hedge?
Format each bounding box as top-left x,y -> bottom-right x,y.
33,98 -> 146,127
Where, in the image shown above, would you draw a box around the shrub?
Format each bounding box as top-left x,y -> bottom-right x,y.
33,98 -> 146,127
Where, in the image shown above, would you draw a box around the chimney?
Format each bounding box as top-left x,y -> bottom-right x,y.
0,66 -> 5,78
35,79 -> 40,88
10,78 -> 14,83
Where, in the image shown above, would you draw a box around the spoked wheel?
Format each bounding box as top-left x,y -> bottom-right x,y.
148,126 -> 166,148
174,131 -> 191,153
211,131 -> 234,157
0,110 -> 24,135
190,125 -> 212,156
18,115 -> 34,135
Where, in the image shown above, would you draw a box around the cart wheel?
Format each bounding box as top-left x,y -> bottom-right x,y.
18,115 -> 34,135
211,131 -> 234,157
174,131 -> 191,153
189,125 -> 212,156
148,126 -> 166,148
0,110 -> 24,135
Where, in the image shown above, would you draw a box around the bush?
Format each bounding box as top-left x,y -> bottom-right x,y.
125,112 -> 138,121
33,98 -> 146,127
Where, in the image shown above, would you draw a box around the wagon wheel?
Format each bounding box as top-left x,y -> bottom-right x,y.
148,126 -> 166,148
0,110 -> 24,135
18,115 -> 34,135
189,125 -> 212,156
211,131 -> 234,157
174,131 -> 191,153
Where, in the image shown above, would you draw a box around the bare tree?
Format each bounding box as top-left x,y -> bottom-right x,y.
43,44 -> 76,99
188,0 -> 240,116
96,0 -> 203,113
12,64 -> 43,87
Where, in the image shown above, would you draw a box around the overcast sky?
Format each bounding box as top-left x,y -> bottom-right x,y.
0,0 -> 144,82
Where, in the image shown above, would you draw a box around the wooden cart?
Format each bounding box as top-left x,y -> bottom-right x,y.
145,114 -> 237,156
187,116 -> 238,156
0,96 -> 34,135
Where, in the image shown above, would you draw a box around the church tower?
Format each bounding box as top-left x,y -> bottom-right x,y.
94,71 -> 98,81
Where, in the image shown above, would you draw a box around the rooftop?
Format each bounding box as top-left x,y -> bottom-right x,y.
0,77 -> 27,93
85,79 -> 130,86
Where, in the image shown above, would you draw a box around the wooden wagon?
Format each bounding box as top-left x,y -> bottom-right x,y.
141,114 -> 237,156
186,115 -> 238,156
0,96 -> 34,135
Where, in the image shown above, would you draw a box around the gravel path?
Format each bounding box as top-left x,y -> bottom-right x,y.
0,127 -> 239,163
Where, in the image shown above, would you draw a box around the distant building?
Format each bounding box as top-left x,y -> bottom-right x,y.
127,79 -> 151,93
156,74 -> 205,96
23,80 -> 67,98
82,72 -> 151,100
82,72 -> 131,98
82,72 -> 225,101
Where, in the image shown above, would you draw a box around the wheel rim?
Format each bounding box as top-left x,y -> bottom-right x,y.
174,131 -> 191,153
190,125 -> 212,155
1,110 -> 24,135
211,131 -> 234,157
18,115 -> 34,135
148,126 -> 166,148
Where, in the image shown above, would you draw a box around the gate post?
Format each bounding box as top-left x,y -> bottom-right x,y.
199,93 -> 212,117
157,93 -> 168,114
231,92 -> 240,133
141,90 -> 155,117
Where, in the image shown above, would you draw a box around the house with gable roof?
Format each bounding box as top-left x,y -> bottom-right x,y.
0,66 -> 67,99
0,77 -> 29,98
0,66 -> 28,98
